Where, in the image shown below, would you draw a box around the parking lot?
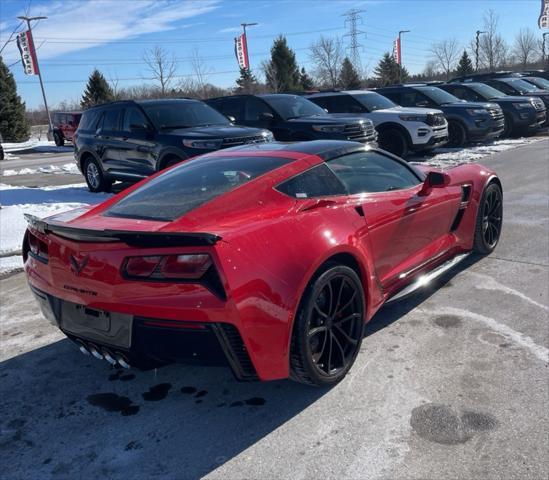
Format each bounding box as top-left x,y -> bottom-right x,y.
0,136 -> 547,479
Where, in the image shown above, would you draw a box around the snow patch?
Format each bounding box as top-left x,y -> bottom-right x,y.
2,163 -> 80,176
0,255 -> 24,275
0,183 -> 112,256
410,137 -> 544,169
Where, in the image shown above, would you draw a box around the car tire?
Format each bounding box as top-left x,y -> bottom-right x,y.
161,155 -> 183,170
447,121 -> 467,147
379,128 -> 408,158
84,157 -> 111,193
502,114 -> 514,138
473,182 -> 503,255
53,132 -> 65,147
290,263 -> 365,387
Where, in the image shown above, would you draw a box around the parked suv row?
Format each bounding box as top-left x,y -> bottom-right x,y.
304,90 -> 448,157
375,85 -> 505,147
206,94 -> 378,145
74,99 -> 273,192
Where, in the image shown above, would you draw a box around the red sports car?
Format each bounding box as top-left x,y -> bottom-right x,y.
24,141 -> 502,386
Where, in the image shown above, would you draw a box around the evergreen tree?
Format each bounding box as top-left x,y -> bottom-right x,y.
339,57 -> 362,89
0,56 -> 30,142
299,67 -> 314,90
264,36 -> 301,92
455,50 -> 474,77
373,53 -> 409,86
81,69 -> 113,109
235,68 -> 259,94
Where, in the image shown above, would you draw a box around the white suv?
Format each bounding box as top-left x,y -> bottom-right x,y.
306,90 -> 449,158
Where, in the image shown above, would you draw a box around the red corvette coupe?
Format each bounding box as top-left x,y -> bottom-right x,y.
24,141 -> 502,386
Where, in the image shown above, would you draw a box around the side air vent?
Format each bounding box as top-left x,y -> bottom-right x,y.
461,184 -> 472,203
211,324 -> 258,381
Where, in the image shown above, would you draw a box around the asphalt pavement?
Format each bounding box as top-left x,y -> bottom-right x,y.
0,139 -> 548,479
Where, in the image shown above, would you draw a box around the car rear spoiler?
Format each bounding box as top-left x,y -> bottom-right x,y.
24,214 -> 221,247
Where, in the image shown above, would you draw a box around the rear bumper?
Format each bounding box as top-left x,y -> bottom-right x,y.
30,285 -> 258,380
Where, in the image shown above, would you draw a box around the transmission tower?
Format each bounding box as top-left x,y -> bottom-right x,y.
342,9 -> 366,70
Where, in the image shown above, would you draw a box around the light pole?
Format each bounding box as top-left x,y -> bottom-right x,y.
17,15 -> 53,135
543,32 -> 549,66
398,30 -> 410,84
475,30 -> 486,72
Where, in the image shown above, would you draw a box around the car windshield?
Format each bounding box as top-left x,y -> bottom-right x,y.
262,95 -> 326,120
417,87 -> 461,105
353,93 -> 397,111
469,84 -> 506,99
504,78 -> 543,93
141,102 -> 230,129
525,77 -> 549,90
105,155 -> 291,221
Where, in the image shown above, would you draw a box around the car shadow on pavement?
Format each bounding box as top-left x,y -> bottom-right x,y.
364,253 -> 483,338
0,337 -> 329,478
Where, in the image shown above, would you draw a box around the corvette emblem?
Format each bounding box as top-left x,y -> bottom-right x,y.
69,254 -> 89,275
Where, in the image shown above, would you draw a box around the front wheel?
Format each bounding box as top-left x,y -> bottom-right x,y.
53,132 -> 65,147
448,121 -> 467,147
502,114 -> 513,138
84,158 -> 111,193
473,182 -> 503,254
290,264 -> 365,386
378,128 -> 408,158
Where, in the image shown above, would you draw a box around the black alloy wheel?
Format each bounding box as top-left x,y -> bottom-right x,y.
291,264 -> 365,386
379,129 -> 408,158
473,182 -> 503,254
447,121 -> 467,147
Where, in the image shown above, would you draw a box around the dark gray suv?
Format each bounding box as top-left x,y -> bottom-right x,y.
74,99 -> 273,192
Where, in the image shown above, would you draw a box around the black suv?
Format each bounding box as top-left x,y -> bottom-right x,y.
439,82 -> 546,136
74,99 -> 273,192
375,85 -> 504,147
206,94 -> 378,145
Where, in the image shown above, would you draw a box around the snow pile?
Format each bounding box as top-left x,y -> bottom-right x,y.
1,139 -> 53,152
410,137 -> 544,169
0,255 -> 24,276
3,163 -> 80,176
0,183 -> 112,272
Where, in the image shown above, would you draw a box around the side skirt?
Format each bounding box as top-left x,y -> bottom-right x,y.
385,252 -> 470,304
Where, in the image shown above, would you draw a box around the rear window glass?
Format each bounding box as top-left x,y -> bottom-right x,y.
276,164 -> 346,198
105,155 -> 291,221
78,110 -> 101,131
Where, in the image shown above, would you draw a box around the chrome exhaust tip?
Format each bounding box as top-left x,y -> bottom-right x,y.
102,350 -> 117,366
89,345 -> 104,360
115,353 -> 131,369
75,340 -> 90,356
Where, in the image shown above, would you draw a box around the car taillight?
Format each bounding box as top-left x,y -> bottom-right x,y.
122,254 -> 212,280
25,231 -> 49,263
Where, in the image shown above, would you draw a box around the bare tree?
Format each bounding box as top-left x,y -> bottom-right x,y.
189,48 -> 213,98
512,28 -> 539,68
143,46 -> 177,96
430,38 -> 460,80
423,60 -> 440,79
477,9 -> 508,70
309,36 -> 343,89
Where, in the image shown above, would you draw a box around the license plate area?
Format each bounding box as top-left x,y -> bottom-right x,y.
60,301 -> 133,348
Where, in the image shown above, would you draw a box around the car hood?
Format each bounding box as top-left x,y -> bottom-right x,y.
490,95 -> 537,103
286,115 -> 371,126
439,101 -> 491,109
162,124 -> 267,138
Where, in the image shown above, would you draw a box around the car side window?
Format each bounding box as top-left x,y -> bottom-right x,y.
245,97 -> 273,122
327,151 -> 422,194
101,109 -> 121,131
488,81 -> 512,95
123,107 -> 149,132
310,96 -> 331,111
401,91 -> 432,108
276,164 -> 347,198
216,98 -> 244,123
330,95 -> 364,113
381,91 -> 401,104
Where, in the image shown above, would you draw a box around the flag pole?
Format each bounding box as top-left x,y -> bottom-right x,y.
17,15 -> 53,135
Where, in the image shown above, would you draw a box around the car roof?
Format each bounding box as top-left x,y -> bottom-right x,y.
54,111 -> 82,115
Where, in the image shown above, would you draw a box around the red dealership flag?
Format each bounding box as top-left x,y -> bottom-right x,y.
16,30 -> 40,75
234,33 -> 250,70
539,0 -> 549,28
393,37 -> 401,65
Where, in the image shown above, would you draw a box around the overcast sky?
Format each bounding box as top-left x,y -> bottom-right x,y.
0,0 -> 544,109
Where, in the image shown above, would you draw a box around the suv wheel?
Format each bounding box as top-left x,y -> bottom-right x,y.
502,114 -> 513,138
161,155 -> 183,170
53,132 -> 65,147
84,158 -> 111,193
290,263 -> 365,386
379,129 -> 408,158
448,121 -> 467,147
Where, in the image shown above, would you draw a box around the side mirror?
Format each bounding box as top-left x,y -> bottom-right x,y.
259,112 -> 274,121
418,171 -> 450,196
226,115 -> 236,123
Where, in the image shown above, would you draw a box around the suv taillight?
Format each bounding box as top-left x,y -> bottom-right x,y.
122,254 -> 212,280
